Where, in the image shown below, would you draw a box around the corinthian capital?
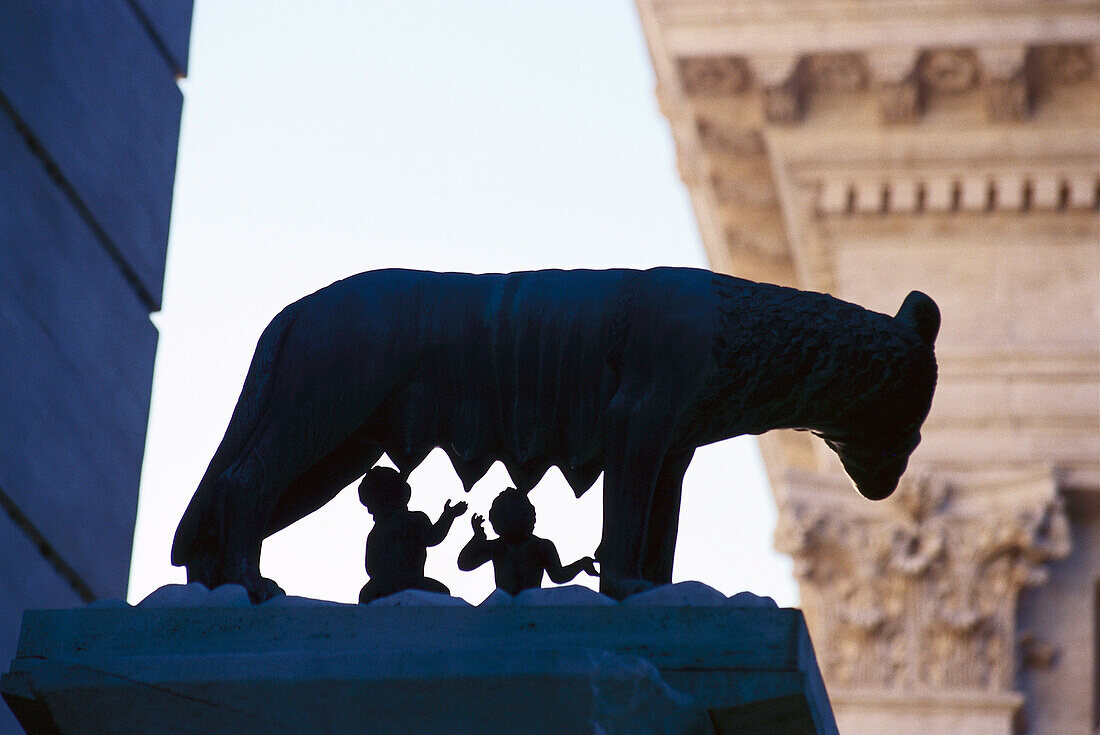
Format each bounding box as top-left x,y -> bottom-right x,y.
776,468 -> 1070,693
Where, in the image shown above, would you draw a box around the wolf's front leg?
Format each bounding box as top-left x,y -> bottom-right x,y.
598,395 -> 677,600
639,448 -> 694,585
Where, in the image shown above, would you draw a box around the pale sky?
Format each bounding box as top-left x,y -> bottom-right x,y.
128,0 -> 798,607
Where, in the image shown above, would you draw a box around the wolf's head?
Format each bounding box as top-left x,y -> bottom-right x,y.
821,291 -> 940,501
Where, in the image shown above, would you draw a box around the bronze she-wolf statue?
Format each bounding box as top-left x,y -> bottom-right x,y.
172,267 -> 939,601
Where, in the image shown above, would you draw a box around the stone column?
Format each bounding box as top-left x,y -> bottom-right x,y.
775,468 -> 1071,735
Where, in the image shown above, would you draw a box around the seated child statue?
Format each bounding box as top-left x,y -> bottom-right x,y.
457,486 -> 598,596
358,467 -> 467,604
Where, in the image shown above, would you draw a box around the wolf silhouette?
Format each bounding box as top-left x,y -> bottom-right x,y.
172,267 -> 939,601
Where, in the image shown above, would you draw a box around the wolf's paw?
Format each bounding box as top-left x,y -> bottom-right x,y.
245,574 -> 285,604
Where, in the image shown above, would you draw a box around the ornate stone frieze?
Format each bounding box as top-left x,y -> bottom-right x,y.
775,470 -> 1071,693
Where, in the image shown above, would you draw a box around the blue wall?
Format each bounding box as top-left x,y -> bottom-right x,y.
0,3 -> 192,732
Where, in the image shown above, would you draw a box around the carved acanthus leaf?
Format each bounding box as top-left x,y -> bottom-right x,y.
776,470 -> 1071,693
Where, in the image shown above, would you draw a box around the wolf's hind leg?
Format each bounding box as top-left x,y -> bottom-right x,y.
195,449 -> 284,602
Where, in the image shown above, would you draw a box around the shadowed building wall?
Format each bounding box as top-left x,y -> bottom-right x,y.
0,3 -> 193,733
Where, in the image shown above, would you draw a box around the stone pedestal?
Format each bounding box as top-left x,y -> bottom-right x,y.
4,587 -> 837,735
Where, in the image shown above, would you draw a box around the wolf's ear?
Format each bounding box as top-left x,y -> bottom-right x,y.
896,291 -> 940,345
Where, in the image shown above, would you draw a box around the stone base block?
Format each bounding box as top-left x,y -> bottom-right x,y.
4,596 -> 837,735
830,689 -> 1024,735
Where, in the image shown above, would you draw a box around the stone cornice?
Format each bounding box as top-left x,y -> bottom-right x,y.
637,0 -> 1097,289
651,1 -> 1098,57
667,45 -> 1098,124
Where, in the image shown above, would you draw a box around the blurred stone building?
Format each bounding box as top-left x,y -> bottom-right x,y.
0,3 -> 192,734
635,1 -> 1098,733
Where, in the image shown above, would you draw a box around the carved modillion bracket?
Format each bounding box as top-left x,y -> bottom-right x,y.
747,54 -> 810,125
978,46 -> 1031,120
866,48 -> 922,124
